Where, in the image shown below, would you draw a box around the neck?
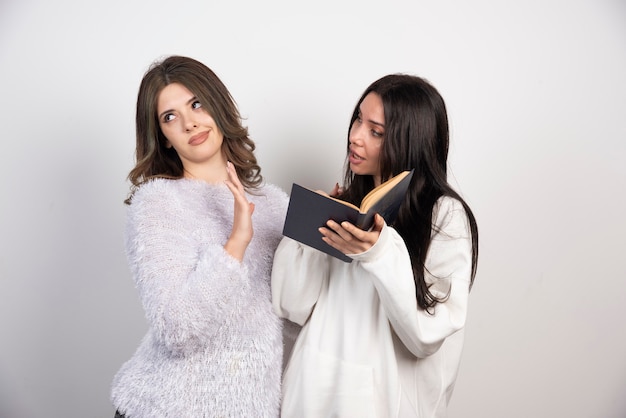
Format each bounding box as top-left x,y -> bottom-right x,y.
183,155 -> 228,184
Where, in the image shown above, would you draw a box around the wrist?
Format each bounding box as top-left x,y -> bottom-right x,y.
224,237 -> 248,261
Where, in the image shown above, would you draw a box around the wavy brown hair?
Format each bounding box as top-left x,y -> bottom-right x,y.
125,55 -> 261,204
340,74 -> 479,311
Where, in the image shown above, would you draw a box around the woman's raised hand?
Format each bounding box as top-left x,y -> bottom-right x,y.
223,161 -> 255,261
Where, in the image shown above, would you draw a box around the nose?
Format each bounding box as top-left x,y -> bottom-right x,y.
183,114 -> 197,132
349,121 -> 364,145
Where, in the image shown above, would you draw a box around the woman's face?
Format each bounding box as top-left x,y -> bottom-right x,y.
157,82 -> 225,176
348,92 -> 384,187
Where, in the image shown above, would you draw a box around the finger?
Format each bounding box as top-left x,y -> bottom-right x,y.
319,227 -> 345,251
227,161 -> 246,190
318,225 -> 344,250
339,221 -> 367,241
326,220 -> 354,242
372,214 -> 385,232
225,162 -> 248,197
340,219 -> 381,247
328,183 -> 345,197
224,179 -> 245,201
320,224 -> 361,255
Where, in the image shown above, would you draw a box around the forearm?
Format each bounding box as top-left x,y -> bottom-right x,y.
356,225 -> 471,358
131,237 -> 249,355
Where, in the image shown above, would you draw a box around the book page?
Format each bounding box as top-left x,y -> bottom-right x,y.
309,189 -> 360,212
360,171 -> 411,213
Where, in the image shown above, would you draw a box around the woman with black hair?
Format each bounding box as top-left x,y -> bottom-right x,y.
272,74 -> 479,418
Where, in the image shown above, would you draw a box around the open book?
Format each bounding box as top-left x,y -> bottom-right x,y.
281,170 -> 414,262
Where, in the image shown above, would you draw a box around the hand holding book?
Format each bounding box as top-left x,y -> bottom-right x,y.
281,170 -> 414,262
319,212 -> 385,257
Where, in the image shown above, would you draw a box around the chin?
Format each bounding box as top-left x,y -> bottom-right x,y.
350,165 -> 372,177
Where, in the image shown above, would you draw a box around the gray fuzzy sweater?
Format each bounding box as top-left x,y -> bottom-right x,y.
111,178 -> 288,417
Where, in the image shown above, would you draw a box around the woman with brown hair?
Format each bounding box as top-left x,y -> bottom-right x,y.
111,55 -> 288,417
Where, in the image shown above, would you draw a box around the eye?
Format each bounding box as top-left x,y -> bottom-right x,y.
162,113 -> 176,123
192,100 -> 202,110
371,129 -> 383,138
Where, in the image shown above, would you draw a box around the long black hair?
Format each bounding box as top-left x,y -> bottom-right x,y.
340,74 -> 478,311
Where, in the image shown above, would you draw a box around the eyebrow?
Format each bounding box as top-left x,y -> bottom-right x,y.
158,96 -> 199,120
368,118 -> 385,128
358,109 -> 385,128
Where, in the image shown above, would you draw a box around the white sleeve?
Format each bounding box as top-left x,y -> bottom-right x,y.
271,237 -> 329,326
352,198 -> 473,358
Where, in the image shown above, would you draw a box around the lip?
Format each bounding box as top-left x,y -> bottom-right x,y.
348,149 -> 364,164
189,131 -> 209,145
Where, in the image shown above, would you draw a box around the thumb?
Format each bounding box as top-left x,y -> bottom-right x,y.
373,213 -> 385,232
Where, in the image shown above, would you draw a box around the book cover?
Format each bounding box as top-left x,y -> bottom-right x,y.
281,170 -> 414,262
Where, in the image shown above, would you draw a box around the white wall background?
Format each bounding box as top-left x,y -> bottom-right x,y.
1,0 -> 624,417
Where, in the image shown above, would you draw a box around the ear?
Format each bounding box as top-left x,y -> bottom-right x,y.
165,140 -> 172,149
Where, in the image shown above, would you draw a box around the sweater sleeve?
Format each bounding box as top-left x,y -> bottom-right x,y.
351,197 -> 473,358
271,237 -> 329,326
125,183 -> 249,356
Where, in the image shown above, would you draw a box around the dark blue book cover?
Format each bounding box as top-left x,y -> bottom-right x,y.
281,170 -> 414,262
